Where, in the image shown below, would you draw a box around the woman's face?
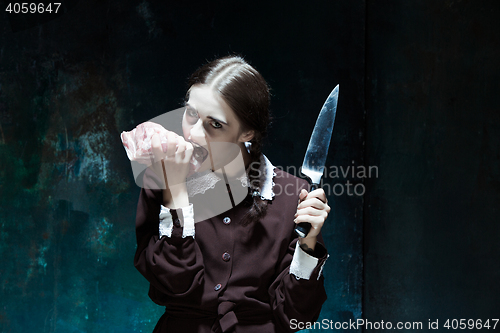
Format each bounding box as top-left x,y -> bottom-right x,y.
182,85 -> 254,173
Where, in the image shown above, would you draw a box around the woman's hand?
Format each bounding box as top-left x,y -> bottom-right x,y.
294,188 -> 330,252
150,131 -> 194,208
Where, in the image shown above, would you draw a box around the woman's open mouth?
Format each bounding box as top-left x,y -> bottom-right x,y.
189,141 -> 209,173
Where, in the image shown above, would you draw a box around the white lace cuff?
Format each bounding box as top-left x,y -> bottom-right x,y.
181,204 -> 195,238
289,241 -> 320,280
159,204 -> 195,239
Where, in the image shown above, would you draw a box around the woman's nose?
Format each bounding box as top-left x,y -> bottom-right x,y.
189,119 -> 206,144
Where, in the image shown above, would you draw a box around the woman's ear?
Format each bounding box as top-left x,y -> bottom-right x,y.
238,130 -> 255,143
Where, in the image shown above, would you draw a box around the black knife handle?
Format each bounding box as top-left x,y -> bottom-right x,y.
294,183 -> 318,238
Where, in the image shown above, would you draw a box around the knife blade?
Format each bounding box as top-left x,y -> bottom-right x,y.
295,85 -> 339,238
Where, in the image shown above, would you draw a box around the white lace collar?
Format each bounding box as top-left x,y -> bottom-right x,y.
237,154 -> 277,200
186,152 -> 276,201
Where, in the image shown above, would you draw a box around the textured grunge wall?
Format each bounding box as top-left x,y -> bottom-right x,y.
363,0 -> 500,330
3,1 -> 499,333
0,0 -> 364,332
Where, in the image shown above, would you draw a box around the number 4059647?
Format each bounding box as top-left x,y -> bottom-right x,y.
443,319 -> 499,330
6,3 -> 61,14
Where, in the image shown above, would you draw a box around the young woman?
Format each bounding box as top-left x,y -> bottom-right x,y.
134,55 -> 330,333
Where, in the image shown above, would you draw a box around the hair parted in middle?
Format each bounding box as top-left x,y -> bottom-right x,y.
186,55 -> 272,225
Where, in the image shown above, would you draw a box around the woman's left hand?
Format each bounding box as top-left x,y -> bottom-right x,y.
294,188 -> 330,250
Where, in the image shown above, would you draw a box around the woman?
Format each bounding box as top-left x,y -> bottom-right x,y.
134,55 -> 330,333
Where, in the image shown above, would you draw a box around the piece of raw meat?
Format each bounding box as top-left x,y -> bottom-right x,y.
120,121 -> 208,173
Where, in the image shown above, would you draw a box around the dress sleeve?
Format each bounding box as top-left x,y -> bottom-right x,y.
268,235 -> 328,332
159,203 -> 195,238
133,185 -> 205,298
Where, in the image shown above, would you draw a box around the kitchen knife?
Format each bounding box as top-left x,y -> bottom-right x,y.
295,85 -> 339,238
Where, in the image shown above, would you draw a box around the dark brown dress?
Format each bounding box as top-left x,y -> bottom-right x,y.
134,168 -> 328,333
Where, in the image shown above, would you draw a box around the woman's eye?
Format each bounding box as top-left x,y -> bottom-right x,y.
186,108 -> 198,118
185,108 -> 199,125
210,120 -> 222,129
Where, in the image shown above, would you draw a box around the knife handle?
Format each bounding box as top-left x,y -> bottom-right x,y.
294,183 -> 318,238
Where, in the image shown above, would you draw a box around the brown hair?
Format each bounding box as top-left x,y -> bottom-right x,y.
187,55 -> 271,225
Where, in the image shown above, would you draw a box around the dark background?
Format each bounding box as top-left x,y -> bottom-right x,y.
363,1 -> 500,330
0,0 -> 498,332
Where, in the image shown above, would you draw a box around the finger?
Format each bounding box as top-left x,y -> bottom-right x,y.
182,141 -> 194,164
296,206 -> 329,222
151,133 -> 164,162
296,206 -> 327,217
294,213 -> 325,227
307,188 -> 328,203
175,137 -> 187,164
302,188 -> 328,207
297,197 -> 328,210
165,131 -> 178,157
295,209 -> 326,223
298,189 -> 308,203
175,137 -> 192,164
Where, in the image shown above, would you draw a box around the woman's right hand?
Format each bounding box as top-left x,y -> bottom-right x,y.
150,131 -> 194,208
